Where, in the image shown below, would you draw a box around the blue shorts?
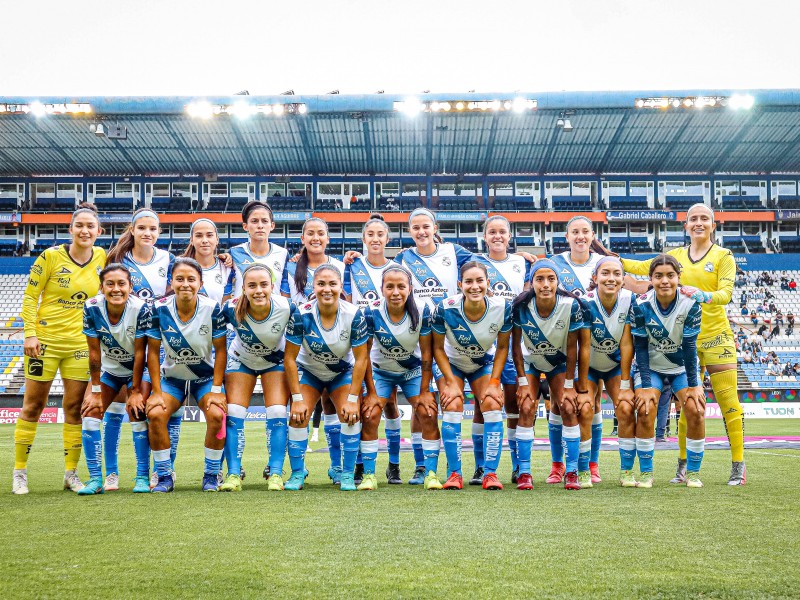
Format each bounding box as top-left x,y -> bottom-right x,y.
634,370 -> 689,393
500,359 -> 517,386
373,367 -> 422,400
588,365 -> 621,384
433,362 -> 492,385
100,372 -> 133,393
525,362 -> 567,380
299,368 -> 352,394
161,376 -> 222,404
226,356 -> 284,377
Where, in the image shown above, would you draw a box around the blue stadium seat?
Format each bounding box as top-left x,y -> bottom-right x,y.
607,196 -> 649,210
664,195 -> 704,210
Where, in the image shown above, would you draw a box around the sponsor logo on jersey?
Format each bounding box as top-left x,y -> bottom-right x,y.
593,317 -> 603,325
56,267 -> 72,275
452,323 -> 468,332
163,325 -> 179,334
96,325 -> 111,334
648,318 -> 660,327
31,264 -> 43,275
448,299 -> 456,306
74,350 -> 89,360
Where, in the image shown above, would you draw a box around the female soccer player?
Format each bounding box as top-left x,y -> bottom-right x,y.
145,258 -> 228,493
13,204 -> 106,495
513,259 -> 590,490
79,264 -> 151,494
473,215 -> 531,484
284,265 -> 370,491
431,261 -> 513,491
582,257 -> 640,488
622,203 -> 744,486
218,264 -> 296,492
630,255 -> 705,488
344,214 -> 405,484
359,266 -> 434,490
225,201 -> 291,299
182,218 -> 232,304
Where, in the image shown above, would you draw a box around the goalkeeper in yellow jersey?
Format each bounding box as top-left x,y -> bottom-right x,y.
12,204 -> 106,495
622,203 -> 745,486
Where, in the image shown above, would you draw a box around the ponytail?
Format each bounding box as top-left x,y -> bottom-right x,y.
294,246 -> 310,296
590,238 -> 618,258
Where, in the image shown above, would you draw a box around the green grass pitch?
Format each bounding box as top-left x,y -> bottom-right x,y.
1,419 -> 798,599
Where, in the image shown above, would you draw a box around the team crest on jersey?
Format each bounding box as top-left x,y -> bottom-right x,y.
555,320 -> 566,329
215,273 -> 223,284
639,294 -> 648,300
126,326 -> 135,336
513,264 -> 521,273
617,312 -> 627,324
676,315 -> 686,325
158,267 -> 166,277
339,330 -> 349,341
89,298 -> 98,305
704,262 -> 714,273
271,322 -> 282,333
199,325 -> 209,335
304,303 -> 312,310
442,257 -> 452,267
489,323 -> 499,333
273,261 -> 281,271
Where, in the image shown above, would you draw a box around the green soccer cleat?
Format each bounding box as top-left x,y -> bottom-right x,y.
578,471 -> 593,489
424,472 -> 443,490
219,474 -> 242,492
357,474 -> 378,491
619,470 -> 637,488
132,476 -> 151,493
76,477 -> 104,496
685,471 -> 704,488
284,471 -> 305,491
636,472 -> 654,489
267,473 -> 284,491
340,473 -> 356,491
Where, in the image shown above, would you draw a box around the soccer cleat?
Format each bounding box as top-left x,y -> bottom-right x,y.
511,466 -> 519,484
354,463 -> 364,486
104,473 -> 119,492
578,471 -> 593,488
310,429 -> 319,443
64,470 -> 85,492
516,473 -> 533,491
610,427 -> 618,436
669,459 -> 688,484
655,436 -> 668,443
636,473 -> 654,489
202,473 -> 219,492
132,476 -> 151,493
217,472 -> 224,486
424,472 -> 443,490
219,474 -> 242,492
589,462 -> 601,483
619,470 -> 637,488
408,465 -> 426,485
12,469 -> 28,495
564,471 -> 581,490
77,477 -> 104,496
267,473 -> 284,491
546,462 -> 565,484
469,466 -> 485,486
328,466 -> 342,485
728,461 -> 746,486
357,473 -> 378,491
340,473 -> 357,491
386,462 -> 403,484
151,474 -> 174,493
262,465 -> 270,481
482,472 -> 503,491
685,471 -> 704,488
240,466 -> 246,481
149,472 -> 159,489
443,472 -> 463,490
284,471 -> 305,491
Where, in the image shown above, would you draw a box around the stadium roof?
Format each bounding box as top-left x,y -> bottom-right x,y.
1,89 -> 800,178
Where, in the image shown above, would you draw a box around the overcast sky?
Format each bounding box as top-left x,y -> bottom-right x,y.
3,0 -> 799,97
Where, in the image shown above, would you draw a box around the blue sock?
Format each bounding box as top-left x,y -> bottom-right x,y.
590,412 -> 603,465
548,413 -> 564,463
578,438 -> 591,472
411,432 -> 424,468
482,411 -> 503,475
287,426 -> 308,473
82,417 -> 103,479
441,412 -> 463,476
204,446 -> 223,475
385,417 -> 402,465
323,414 -> 342,470
224,405 -> 246,476
360,439 -> 379,475
619,438 -> 636,471
340,422 -> 361,475
563,424 -> 580,474
636,437 -> 655,473
153,448 -> 172,477
168,408 -> 184,469
131,421 -> 150,477
516,427 -> 534,474
422,438 -> 440,475
507,427 -> 519,472
102,402 -> 125,477
472,422 -> 485,469
686,438 -> 705,473
266,405 -> 288,474
356,449 -> 363,467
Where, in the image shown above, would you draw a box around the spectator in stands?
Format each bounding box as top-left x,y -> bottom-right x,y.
736,327 -> 748,342
735,273 -> 746,288
767,360 -> 782,376
765,289 -> 775,302
790,279 -> 797,292
753,289 -> 764,300
742,349 -> 753,363
750,313 -> 759,327
787,311 -> 795,336
741,305 -> 749,316
757,324 -> 768,338
781,276 -> 789,290
769,321 -> 780,340
782,362 -> 794,377
756,302 -> 767,314
758,353 -> 768,364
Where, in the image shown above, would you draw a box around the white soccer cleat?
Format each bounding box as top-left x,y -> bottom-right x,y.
63,469 -> 85,492
12,469 -> 29,495
103,473 -> 119,492
149,472 -> 158,489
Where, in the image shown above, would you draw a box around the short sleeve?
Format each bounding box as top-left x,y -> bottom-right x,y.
362,305 -> 374,336
419,304 -> 432,337
286,307 -> 304,346
221,300 -> 235,326
343,263 -> 353,296
500,300 -> 513,334
350,309 -> 369,348
684,302 -> 703,338
211,303 -> 227,338
145,305 -> 161,339
430,303 -> 446,335
568,299 -> 585,332
392,250 -> 405,265
82,304 -> 97,338
630,298 -> 648,338
135,304 -> 152,338
278,262 -> 291,296
223,269 -> 235,297
453,244 -> 476,269
166,253 -> 176,286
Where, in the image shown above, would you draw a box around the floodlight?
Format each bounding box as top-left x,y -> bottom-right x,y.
29,102 -> 46,117
562,119 -> 573,132
187,101 -> 213,119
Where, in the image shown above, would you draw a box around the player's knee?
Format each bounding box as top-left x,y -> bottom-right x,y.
616,401 -> 633,421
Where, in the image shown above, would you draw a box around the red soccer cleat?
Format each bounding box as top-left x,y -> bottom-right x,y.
482,472 -> 503,490
564,471 -> 581,490
546,462 -> 565,484
442,472 -> 463,490
589,462 -> 602,484
516,473 -> 533,490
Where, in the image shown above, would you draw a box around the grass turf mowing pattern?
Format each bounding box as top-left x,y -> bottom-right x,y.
1,420 -> 799,599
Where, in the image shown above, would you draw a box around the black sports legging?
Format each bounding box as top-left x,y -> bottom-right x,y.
312,399 -> 323,429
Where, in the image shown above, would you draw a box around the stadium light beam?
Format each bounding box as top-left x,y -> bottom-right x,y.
187,101 -> 214,119
29,101 -> 46,117
729,94 -> 755,110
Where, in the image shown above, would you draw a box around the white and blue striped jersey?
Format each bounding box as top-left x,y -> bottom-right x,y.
583,289 -> 638,373
514,295 -> 586,373
344,257 -> 394,308
83,294 -> 149,378
286,256 -> 346,304
222,296 -> 297,371
476,253 -> 530,301
364,298 -> 432,375
527,251 -> 602,299
431,294 -> 513,375
123,248 -> 175,301
632,289 -> 703,375
225,242 -> 291,299
394,243 -> 475,309
146,294 -> 227,381
286,299 -> 369,381
200,259 -> 233,304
